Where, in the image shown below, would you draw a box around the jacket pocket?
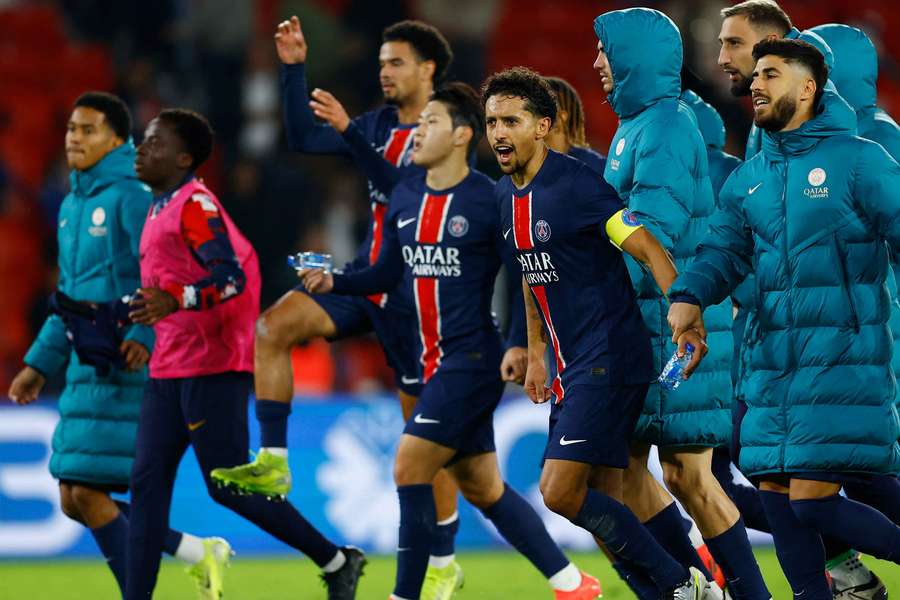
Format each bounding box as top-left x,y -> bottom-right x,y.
833,235 -> 860,332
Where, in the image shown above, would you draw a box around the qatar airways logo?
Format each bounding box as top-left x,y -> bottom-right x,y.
402,244 -> 461,277
518,251 -> 559,284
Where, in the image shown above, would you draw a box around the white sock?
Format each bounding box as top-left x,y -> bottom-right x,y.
321,549 -> 346,574
428,554 -> 455,569
390,596 -> 413,600
548,562 -> 581,591
261,447 -> 288,458
688,521 -> 704,548
436,511 -> 459,526
174,533 -> 205,564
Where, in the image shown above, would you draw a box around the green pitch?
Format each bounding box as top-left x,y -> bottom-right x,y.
1,549 -> 897,599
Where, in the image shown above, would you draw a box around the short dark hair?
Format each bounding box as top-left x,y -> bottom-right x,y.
383,20 -> 453,83
481,67 -> 557,126
752,38 -> 828,107
721,0 -> 792,36
74,91 -> 132,140
156,108 -> 214,170
544,77 -> 587,148
430,82 -> 484,155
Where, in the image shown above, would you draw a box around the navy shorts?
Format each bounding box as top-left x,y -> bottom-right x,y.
295,283 -> 422,396
543,383 -> 647,468
403,368 -> 504,465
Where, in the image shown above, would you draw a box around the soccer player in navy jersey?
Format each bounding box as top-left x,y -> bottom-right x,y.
484,67 -> 716,600
543,77 -> 606,175
210,18 -> 497,586
300,82 -> 602,600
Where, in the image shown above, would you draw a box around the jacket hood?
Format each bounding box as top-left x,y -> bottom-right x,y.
761,87 -> 857,158
593,8 -> 682,119
809,23 -> 877,112
70,140 -> 140,197
681,90 -> 725,149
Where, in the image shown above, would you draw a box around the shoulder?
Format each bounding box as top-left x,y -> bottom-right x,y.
637,106 -> 704,154
569,146 -> 606,174
389,174 -> 425,210
108,177 -> 152,202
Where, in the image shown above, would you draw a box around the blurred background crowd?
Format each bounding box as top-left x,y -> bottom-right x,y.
1,0 -> 897,396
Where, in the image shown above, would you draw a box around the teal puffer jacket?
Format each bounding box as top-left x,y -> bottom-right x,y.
594,8 -> 732,447
24,142 -> 154,486
671,90 -> 900,477
812,23 -> 900,407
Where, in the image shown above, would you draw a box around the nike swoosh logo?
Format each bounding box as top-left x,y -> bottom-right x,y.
503,228 -> 511,239
401,376 -> 420,385
748,183 -> 762,195
187,419 -> 207,431
398,217 -> 417,229
414,413 -> 440,424
559,435 -> 587,446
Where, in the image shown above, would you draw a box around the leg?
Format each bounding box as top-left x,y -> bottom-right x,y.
661,446 -> 769,599
398,389 -> 461,567
622,442 -> 673,521
790,477 -> 900,564
392,433 -> 457,600
126,379 -> 191,600
757,479 -> 831,600
451,452 -> 586,593
710,446 -> 770,533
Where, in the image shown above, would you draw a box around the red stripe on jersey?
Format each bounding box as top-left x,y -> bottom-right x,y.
383,128 -> 414,167
415,193 -> 452,243
512,192 -> 534,250
530,285 -> 566,402
415,277 -> 442,382
366,202 -> 388,307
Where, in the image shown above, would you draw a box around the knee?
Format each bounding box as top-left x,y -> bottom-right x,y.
790,496 -> 834,530
458,479 -> 502,510
255,306 -> 309,352
393,459 -> 430,487
70,485 -> 103,515
59,487 -> 83,522
540,479 -> 582,519
662,462 -> 704,500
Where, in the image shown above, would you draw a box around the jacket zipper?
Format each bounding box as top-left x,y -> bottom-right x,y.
833,235 -> 860,332
778,156 -> 792,472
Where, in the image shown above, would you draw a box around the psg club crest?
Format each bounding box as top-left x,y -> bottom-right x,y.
621,209 -> 641,227
534,219 -> 551,242
447,215 -> 469,237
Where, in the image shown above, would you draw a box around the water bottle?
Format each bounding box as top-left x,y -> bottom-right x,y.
287,252 -> 334,273
658,343 -> 695,391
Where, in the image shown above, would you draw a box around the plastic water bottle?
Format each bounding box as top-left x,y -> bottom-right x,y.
287,252 -> 334,273
658,343 -> 695,391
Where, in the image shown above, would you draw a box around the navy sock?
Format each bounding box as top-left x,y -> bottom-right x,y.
844,474 -> 900,525
612,560 -> 658,600
704,518 -> 770,599
791,495 -> 900,563
255,399 -> 291,448
91,512 -> 130,595
821,536 -> 853,564
116,500 -> 182,556
572,489 -> 687,592
758,491 -> 831,599
643,503 -> 711,579
394,484 -> 436,599
481,484 -> 569,578
431,512 -> 459,558
711,452 -> 771,534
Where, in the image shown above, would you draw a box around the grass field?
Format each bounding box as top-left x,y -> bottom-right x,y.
2,550 -> 898,599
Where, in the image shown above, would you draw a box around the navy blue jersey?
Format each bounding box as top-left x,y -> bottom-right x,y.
568,146 -> 607,176
332,170 -> 524,381
282,63 -> 420,308
497,150 -> 653,400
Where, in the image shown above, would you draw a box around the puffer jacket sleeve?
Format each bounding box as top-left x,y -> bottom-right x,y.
627,125 -> 693,250
854,139 -> 900,251
24,282 -> 70,378
118,182 -> 155,352
670,171 -> 753,308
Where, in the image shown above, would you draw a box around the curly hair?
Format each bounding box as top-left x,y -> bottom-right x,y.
383,21 -> 454,83
157,108 -> 215,170
481,67 -> 557,126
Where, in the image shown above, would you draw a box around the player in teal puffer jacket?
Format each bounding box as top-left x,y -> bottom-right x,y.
7,92 -> 225,597
593,8 -> 770,599
670,39 -> 900,599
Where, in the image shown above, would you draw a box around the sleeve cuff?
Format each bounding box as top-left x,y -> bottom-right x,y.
162,283 -> 187,309
669,293 -> 701,306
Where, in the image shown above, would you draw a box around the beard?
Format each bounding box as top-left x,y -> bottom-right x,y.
729,74 -> 753,97
754,94 -> 798,132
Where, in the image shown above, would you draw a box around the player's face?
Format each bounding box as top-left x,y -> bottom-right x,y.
412,100 -> 457,168
65,107 -> 122,171
593,41 -> 614,93
718,16 -> 767,97
135,118 -> 189,187
485,95 -> 549,174
750,55 -> 808,132
379,41 -> 426,106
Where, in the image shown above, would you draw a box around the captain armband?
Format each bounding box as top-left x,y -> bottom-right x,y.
605,209 -> 644,249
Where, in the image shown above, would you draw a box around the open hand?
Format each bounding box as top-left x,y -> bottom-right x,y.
310,89 -> 351,133
129,288 -> 179,326
275,15 -> 308,64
